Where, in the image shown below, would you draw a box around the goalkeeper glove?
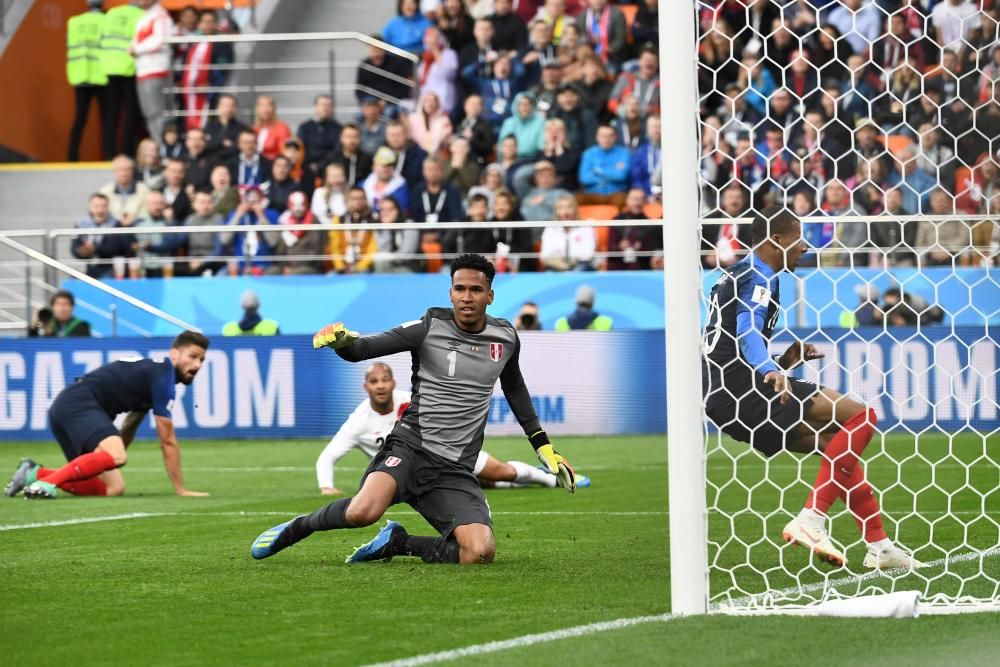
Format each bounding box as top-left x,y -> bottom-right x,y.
536,443 -> 576,493
313,322 -> 360,350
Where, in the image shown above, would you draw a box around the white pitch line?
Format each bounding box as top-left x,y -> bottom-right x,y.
0,512 -> 172,531
358,612 -> 678,667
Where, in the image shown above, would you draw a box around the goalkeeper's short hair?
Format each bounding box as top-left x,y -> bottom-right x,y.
451,253 -> 497,285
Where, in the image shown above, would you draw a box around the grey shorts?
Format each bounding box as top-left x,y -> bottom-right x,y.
362,437 -> 492,537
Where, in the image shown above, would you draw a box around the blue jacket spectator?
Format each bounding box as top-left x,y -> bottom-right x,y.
410,159 -> 465,223
217,188 -> 281,275
743,57 -> 776,117
463,53 -> 524,128
889,147 -> 937,215
630,116 -> 661,195
72,194 -> 137,279
382,0 -> 432,55
579,126 -> 632,195
499,92 -> 546,159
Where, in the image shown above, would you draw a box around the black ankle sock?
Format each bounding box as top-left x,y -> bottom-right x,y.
306,497 -> 353,532
401,534 -> 461,563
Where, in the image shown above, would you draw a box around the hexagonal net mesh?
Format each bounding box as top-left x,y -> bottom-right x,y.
695,1 -> 1000,612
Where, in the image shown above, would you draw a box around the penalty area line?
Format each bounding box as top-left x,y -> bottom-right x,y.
0,512 -> 173,531
358,612 -> 678,667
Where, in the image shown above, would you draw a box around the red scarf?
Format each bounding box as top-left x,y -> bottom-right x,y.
585,7 -> 611,62
420,51 -> 436,86
284,209 -> 314,238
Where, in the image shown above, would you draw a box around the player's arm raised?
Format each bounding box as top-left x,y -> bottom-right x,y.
155,415 -> 209,497
314,316 -> 429,361
499,334 -> 576,492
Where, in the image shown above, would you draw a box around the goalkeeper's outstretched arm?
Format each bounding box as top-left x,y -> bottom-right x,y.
315,317 -> 429,362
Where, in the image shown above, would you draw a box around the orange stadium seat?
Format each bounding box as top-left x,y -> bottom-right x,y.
620,4 -> 639,42
577,204 -> 620,221
643,201 -> 663,220
885,134 -> 913,159
161,0 -> 257,9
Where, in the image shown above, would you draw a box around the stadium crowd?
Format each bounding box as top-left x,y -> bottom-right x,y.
65,0 -> 999,279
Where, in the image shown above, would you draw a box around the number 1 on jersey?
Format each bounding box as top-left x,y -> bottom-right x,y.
446,350 -> 458,377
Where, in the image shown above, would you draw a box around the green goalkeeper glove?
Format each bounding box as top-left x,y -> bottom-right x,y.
536,443 -> 576,493
313,322 -> 360,350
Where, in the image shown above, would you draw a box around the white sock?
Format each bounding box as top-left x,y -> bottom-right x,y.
796,507 -> 826,529
866,537 -> 893,553
509,460 -> 557,487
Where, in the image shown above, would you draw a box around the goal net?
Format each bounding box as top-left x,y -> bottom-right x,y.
694,1 -> 1000,613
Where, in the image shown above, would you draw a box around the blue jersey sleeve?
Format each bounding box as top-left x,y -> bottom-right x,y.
735,273 -> 781,375
151,360 -> 176,418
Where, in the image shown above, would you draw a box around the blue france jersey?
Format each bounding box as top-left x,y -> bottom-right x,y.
77,358 -> 176,418
703,254 -> 782,377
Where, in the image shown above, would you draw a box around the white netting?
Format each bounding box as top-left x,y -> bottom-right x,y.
696,0 -> 1000,612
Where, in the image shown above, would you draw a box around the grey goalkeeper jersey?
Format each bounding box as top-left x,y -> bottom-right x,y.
337,308 -> 542,469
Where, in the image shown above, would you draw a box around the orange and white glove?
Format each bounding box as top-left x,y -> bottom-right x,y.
312,322 -> 360,350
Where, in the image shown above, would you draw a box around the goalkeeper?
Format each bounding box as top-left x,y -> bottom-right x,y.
251,253 -> 576,565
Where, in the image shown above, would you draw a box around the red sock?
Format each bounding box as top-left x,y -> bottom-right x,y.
37,467 -> 55,477
38,451 -> 116,487
58,477 -> 108,496
805,408 -> 877,515
837,464 -> 888,543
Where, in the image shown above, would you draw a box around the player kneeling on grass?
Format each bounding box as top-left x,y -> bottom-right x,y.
4,331 -> 211,499
702,207 -> 923,570
316,362 -> 589,495
253,253 -> 576,565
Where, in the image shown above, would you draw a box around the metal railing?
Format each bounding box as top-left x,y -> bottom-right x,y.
163,31 -> 420,122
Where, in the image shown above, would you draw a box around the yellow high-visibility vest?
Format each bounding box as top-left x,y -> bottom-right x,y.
99,3 -> 143,77
67,11 -> 107,86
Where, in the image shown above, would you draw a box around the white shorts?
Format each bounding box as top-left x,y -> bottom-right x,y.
473,450 -> 489,476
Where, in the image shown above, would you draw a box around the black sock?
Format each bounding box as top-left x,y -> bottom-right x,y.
400,534 -> 461,563
306,497 -> 353,532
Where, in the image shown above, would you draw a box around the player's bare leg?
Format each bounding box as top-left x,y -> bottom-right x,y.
784,388 -> 925,569
24,435 -> 126,499
453,524 -> 496,564
348,521 -> 497,565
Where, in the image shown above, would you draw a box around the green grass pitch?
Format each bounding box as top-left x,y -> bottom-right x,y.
0,434 -> 997,666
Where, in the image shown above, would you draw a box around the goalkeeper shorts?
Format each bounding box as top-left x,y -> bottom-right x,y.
703,365 -> 820,457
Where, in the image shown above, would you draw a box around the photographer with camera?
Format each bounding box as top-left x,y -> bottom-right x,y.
28,291 -> 91,338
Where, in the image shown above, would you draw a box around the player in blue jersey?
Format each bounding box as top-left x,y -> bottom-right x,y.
702,207 -> 924,569
4,331 -> 211,499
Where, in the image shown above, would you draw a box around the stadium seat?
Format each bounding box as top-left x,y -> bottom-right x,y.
620,4 -> 639,42
885,134 -> 913,159
643,201 -> 663,220
422,240 -> 443,273
577,205 -> 619,221
161,0 -> 256,8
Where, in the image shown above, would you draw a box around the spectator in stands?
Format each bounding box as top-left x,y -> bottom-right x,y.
467,162 -> 506,213
499,92 -> 546,159
489,189 -> 533,272
210,163 -> 239,217
179,10 -> 233,131
893,143 -> 938,214
161,124 -> 185,160
512,116 -> 579,195
916,188 -> 969,266
540,194 -> 596,271
881,57 -> 923,129
72,193 -> 136,279
576,0 -> 627,73
408,91 -> 454,155
612,95 -> 645,150
230,129 -> 272,187
136,138 -> 164,190
870,187 -> 916,267
364,147 -> 412,214
437,0 -> 475,55
631,0 -> 659,48
455,95 -> 495,165
297,94 -> 342,178
132,0 -> 173,149
550,83 -> 597,151
444,136 -> 481,193
326,123 -> 373,187
818,178 -> 866,266
359,97 -> 389,156
826,0 -> 882,54
442,193 -> 497,259
184,128 -> 216,191
490,0 -> 529,53
161,158 -> 191,222
521,19 -> 558,88
522,159 -> 571,222
878,11 -> 925,73
218,184 -> 281,276
555,284 -> 612,330
848,158 -> 891,216
355,35 -> 414,116
100,155 -> 150,225
204,94 -> 248,162
557,25 -> 595,82
577,125 -> 630,207
384,121 -> 428,188
312,163 -> 350,226
384,0 -> 433,55
135,190 -> 183,277
373,194 -> 422,273
532,61 -> 563,114
465,52 -> 525,129
459,19 -> 500,91
418,26 -> 460,115
412,156 -> 465,225
331,187 -> 379,274
917,122 -> 957,193
609,46 -> 660,118
630,114 -> 661,197
738,55 -> 776,118
576,55 -> 612,124
730,132 -> 766,192
773,147 -> 823,209
272,191 -> 325,275
607,188 -> 652,271
514,301 -> 542,330
253,95 -> 293,161
703,185 -> 751,269
281,138 -> 315,200
534,0 -> 575,47
932,0 -> 981,53
29,290 -> 91,338
183,189 -> 225,276
268,155 -> 303,212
